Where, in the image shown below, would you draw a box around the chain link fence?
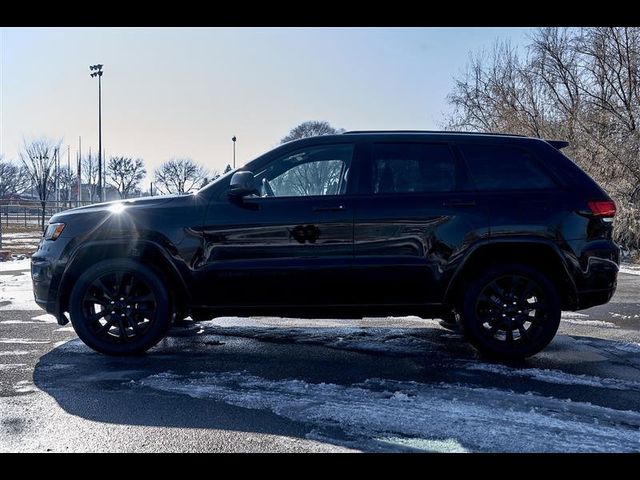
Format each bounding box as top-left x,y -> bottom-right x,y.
0,199 -> 95,253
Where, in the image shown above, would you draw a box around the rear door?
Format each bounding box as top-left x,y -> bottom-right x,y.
455,142 -> 564,241
352,141 -> 489,306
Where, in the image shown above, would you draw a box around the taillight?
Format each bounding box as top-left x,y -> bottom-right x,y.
588,200 -> 616,218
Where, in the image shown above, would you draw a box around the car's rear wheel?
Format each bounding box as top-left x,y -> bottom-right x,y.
69,259 -> 172,355
459,263 -> 561,360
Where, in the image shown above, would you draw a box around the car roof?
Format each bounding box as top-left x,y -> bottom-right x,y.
278,130 -> 562,148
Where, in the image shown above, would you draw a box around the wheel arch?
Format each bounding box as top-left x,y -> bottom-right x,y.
444,238 -> 578,310
57,239 -> 191,317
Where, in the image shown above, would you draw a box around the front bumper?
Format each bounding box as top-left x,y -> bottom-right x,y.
30,237 -> 72,325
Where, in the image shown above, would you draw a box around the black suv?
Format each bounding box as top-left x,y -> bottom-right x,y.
31,131 -> 619,359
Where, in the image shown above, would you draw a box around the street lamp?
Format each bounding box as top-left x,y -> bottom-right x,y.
232,135 -> 237,169
90,64 -> 103,202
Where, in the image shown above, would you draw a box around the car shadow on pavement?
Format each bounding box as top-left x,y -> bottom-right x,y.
32,323 -> 480,451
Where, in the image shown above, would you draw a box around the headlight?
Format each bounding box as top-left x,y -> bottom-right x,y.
44,223 -> 66,241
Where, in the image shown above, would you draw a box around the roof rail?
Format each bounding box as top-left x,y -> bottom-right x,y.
342,130 -> 527,138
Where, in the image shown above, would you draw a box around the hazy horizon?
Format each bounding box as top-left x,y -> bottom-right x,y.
0,27 -> 532,187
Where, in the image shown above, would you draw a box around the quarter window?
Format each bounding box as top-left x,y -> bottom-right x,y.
459,144 -> 556,191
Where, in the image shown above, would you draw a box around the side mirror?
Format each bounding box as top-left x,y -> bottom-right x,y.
229,171 -> 259,198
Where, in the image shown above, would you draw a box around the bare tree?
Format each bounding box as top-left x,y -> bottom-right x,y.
19,138 -> 61,230
445,27 -> 640,250
0,156 -> 30,199
82,150 -> 100,202
106,156 -> 146,199
153,158 -> 208,194
57,165 -> 77,207
280,121 -> 345,144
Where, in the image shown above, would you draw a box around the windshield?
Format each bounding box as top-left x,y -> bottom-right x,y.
196,168 -> 238,194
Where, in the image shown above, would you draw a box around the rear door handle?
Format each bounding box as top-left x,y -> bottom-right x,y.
312,205 -> 347,212
442,200 -> 476,207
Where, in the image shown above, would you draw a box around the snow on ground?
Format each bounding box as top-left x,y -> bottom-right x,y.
0,270 -> 39,311
461,362 -> 640,391
620,263 -> 640,276
0,258 -> 31,272
135,369 -> 640,452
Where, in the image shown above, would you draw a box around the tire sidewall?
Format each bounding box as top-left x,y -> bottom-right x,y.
460,263 -> 561,360
69,258 -> 172,355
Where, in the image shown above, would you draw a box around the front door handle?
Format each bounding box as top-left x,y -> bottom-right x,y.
312,205 -> 346,212
442,200 -> 476,207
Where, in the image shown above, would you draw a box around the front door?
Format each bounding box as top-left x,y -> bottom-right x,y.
195,143 -> 356,307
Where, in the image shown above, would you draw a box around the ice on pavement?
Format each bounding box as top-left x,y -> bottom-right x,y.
136,369 -> 640,452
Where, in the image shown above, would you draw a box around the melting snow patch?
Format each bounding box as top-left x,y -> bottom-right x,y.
562,312 -> 590,319
614,342 -> 640,354
619,264 -> 640,276
30,314 -> 57,323
199,325 -> 438,356
462,363 -> 640,392
135,370 -> 640,452
0,338 -> 50,344
0,350 -> 35,356
0,363 -> 28,371
0,259 -> 31,272
13,380 -> 38,393
0,271 -> 41,311
561,319 -> 619,328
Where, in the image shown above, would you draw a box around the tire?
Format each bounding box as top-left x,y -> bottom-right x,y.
459,263 -> 561,360
68,259 -> 173,355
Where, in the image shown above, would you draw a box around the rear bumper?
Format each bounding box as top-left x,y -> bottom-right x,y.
576,285 -> 617,310
573,246 -> 619,310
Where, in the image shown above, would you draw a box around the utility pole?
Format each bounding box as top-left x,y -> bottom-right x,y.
77,136 -> 82,206
90,64 -> 103,201
232,135 -> 237,169
67,146 -> 70,206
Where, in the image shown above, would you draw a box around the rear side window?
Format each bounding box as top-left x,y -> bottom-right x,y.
371,143 -> 456,194
459,144 -> 556,191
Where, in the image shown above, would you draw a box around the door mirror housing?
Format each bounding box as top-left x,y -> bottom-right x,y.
229,171 -> 259,198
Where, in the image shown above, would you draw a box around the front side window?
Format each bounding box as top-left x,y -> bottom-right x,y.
371,143 -> 457,194
256,144 -> 353,197
459,143 -> 556,191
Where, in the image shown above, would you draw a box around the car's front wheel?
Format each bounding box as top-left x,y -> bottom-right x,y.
68,259 -> 173,355
459,263 -> 561,360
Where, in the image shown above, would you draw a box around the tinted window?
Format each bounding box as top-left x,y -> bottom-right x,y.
257,144 -> 353,197
460,144 -> 555,190
371,143 -> 456,194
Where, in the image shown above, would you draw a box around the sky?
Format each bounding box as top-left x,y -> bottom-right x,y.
0,27 -> 533,187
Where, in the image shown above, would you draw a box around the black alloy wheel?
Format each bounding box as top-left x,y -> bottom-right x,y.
69,259 -> 172,355
460,264 -> 561,359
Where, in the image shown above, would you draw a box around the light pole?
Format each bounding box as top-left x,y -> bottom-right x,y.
90,64 -> 103,202
232,135 -> 237,169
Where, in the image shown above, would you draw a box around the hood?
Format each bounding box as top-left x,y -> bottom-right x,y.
49,193 -> 191,223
